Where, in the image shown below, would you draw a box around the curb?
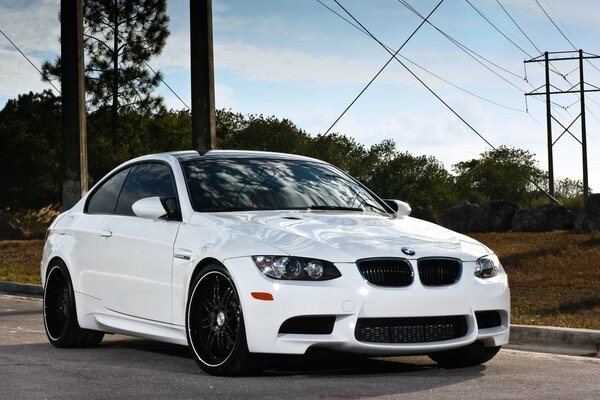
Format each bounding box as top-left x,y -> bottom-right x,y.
0,281 -> 43,297
0,281 -> 598,357
507,324 -> 600,357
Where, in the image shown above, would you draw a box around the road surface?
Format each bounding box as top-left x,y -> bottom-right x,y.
1,294 -> 599,399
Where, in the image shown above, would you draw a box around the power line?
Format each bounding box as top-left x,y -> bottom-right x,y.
492,0 -> 569,81
335,0 -> 560,203
0,26 -> 61,95
535,0 -> 577,50
496,0 -> 541,54
316,0 -> 525,113
143,61 -> 190,111
322,0 -> 444,135
397,0 -> 529,93
465,0 -> 532,58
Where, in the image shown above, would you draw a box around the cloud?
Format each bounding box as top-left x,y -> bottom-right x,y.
0,0 -> 59,55
0,48 -> 58,101
215,83 -> 235,109
213,41 -> 411,86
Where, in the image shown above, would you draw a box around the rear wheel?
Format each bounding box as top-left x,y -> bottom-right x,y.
43,259 -> 104,348
429,342 -> 501,368
186,264 -> 255,375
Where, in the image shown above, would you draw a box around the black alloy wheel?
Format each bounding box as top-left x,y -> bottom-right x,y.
43,259 -> 104,348
186,264 -> 254,375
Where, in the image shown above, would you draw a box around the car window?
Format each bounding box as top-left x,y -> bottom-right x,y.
87,168 -> 130,214
115,163 -> 177,216
182,159 -> 388,214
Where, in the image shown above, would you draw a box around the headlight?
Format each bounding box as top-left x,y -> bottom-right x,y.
475,254 -> 503,279
252,256 -> 341,281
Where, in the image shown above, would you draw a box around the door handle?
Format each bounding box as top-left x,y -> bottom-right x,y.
99,229 -> 113,238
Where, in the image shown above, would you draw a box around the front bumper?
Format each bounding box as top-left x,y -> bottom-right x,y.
224,257 -> 510,355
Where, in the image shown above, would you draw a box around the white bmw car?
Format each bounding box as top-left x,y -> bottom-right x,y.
41,150 -> 510,375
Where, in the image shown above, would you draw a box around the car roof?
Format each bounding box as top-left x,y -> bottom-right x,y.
135,149 -> 326,164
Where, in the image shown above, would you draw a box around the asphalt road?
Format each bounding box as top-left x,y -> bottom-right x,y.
1,294 -> 599,400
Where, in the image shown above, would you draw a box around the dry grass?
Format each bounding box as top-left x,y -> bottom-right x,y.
0,240 -> 44,284
1,232 -> 600,329
471,231 -> 600,330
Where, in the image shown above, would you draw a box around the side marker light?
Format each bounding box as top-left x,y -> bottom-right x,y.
251,292 -> 274,301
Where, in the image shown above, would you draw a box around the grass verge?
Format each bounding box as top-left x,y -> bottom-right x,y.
1,231 -> 599,330
472,231 -> 600,330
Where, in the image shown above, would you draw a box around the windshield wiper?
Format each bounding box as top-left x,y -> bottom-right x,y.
308,205 -> 364,212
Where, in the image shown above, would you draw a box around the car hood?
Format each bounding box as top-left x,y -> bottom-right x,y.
191,211 -> 491,263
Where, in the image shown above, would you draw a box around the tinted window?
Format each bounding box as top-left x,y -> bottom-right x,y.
115,163 -> 177,216
182,159 -> 388,214
87,168 -> 130,214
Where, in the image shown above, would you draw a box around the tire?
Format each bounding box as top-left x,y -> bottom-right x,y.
429,342 -> 501,368
43,259 -> 104,348
186,264 -> 255,376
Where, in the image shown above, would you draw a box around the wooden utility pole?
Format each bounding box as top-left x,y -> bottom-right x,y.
61,0 -> 88,209
190,0 -> 216,151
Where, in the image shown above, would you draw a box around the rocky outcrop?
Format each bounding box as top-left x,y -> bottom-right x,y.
574,194 -> 600,232
410,206 -> 436,223
484,201 -> 518,232
438,201 -> 517,233
511,203 -> 575,232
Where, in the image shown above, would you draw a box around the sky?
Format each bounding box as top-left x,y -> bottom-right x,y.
2,0 -> 600,192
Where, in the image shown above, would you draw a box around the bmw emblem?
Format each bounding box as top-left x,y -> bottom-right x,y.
401,247 -> 415,256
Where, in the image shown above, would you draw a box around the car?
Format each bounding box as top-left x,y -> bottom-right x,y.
41,150 -> 510,375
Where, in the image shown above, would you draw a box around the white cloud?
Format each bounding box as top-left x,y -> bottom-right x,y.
213,41 -> 410,86
0,48 -> 58,100
215,83 -> 235,109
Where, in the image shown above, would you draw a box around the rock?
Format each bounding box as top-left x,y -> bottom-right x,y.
483,201 -> 518,232
0,211 -> 26,240
512,203 -> 575,232
439,202 -> 486,233
574,193 -> 600,232
439,201 -> 518,233
410,206 -> 437,223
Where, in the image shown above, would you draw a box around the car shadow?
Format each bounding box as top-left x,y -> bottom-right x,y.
101,338 -> 486,378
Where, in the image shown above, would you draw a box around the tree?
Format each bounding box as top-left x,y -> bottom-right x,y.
42,0 -> 170,150
453,146 -> 545,205
368,151 -> 457,212
218,113 -> 311,155
0,91 -> 62,210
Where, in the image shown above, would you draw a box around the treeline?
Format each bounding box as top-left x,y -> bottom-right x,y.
0,90 -> 587,214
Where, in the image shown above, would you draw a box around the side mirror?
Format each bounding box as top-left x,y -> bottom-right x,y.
384,199 -> 412,218
132,197 -> 168,220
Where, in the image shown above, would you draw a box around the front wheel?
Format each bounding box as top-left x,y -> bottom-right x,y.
43,259 -> 104,348
186,264 -> 255,375
429,342 -> 501,368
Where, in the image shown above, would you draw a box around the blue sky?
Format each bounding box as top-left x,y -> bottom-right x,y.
2,0 -> 600,192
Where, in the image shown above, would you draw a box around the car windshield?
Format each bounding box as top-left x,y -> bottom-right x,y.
182,158 -> 390,214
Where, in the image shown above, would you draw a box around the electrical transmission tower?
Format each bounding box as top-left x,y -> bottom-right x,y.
525,50 -> 600,201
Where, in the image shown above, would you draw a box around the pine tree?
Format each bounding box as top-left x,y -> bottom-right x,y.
42,0 -> 170,150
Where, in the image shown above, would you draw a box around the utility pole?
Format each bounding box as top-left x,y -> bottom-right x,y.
525,50 -> 600,200
190,0 -> 216,151
61,0 -> 88,210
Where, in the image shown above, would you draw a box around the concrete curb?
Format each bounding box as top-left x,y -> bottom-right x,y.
0,281 -> 43,297
0,280 -> 598,357
507,324 -> 600,357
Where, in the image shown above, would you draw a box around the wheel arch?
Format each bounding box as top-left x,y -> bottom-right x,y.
187,257 -> 224,299
43,256 -> 70,287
